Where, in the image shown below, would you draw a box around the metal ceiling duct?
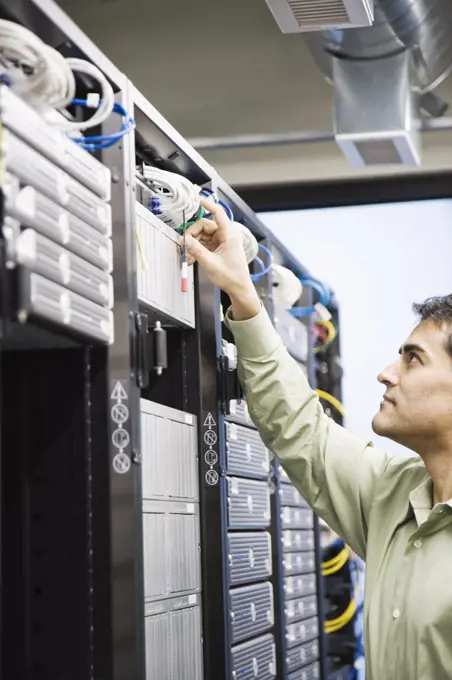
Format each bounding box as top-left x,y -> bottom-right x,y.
333,52 -> 421,167
306,0 -> 452,93
304,0 -> 452,167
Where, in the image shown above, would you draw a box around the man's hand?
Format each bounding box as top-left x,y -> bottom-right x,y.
183,197 -> 261,321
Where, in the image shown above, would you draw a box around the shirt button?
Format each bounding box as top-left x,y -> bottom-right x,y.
414,539 -> 423,549
393,609 -> 401,619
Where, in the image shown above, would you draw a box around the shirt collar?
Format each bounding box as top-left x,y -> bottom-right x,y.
409,477 -> 433,526
409,476 -> 452,525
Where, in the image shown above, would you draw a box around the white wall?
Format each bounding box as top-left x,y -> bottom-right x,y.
261,199 -> 452,457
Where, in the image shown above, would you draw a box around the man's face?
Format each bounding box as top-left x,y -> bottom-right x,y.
372,320 -> 452,453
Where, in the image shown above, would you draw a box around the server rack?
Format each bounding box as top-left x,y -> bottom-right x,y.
0,3 -> 343,680
266,254 -> 328,680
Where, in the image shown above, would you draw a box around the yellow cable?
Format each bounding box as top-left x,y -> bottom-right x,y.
325,598 -> 357,634
135,227 -> 147,272
322,547 -> 348,570
314,319 -> 336,353
322,548 -> 349,576
316,389 -> 347,420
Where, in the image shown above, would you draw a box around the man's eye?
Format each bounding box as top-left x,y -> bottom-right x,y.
406,352 -> 418,364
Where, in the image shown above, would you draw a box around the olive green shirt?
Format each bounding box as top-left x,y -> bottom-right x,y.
226,307 -> 452,680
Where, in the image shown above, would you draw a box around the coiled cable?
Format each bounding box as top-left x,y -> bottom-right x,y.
0,19 -> 115,132
142,166 -> 201,231
291,276 -> 331,318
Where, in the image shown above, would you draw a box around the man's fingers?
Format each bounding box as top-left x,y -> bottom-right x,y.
185,218 -> 218,240
199,197 -> 231,234
185,233 -> 215,268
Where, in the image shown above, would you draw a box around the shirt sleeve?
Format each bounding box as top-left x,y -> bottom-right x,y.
225,306 -> 393,560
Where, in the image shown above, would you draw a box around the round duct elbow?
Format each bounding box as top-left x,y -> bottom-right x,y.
306,0 -> 452,94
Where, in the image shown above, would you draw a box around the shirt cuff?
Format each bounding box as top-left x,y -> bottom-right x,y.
224,305 -> 282,359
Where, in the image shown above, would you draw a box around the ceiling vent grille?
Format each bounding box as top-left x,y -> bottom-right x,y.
264,0 -> 373,32
333,53 -> 421,168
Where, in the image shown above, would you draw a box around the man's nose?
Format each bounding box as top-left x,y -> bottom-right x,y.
377,360 -> 400,386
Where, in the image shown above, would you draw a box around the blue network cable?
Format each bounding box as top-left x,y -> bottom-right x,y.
200,188 -> 234,221
250,243 -> 273,282
70,99 -> 135,151
290,275 -> 331,317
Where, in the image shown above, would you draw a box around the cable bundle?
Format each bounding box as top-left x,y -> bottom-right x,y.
325,596 -> 357,635
322,540 -> 357,635
0,20 -> 75,112
322,545 -> 349,576
142,167 -> 202,231
316,389 -> 346,421
71,100 -> 135,151
314,319 -> 337,353
0,19 -> 123,136
291,275 -> 331,318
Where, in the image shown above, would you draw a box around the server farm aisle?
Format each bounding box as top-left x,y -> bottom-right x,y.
0,3 -> 348,680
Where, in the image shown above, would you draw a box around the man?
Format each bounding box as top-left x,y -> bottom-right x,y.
185,198 -> 452,680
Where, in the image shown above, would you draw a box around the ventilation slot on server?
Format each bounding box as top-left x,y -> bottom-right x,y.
285,574 -> 317,601
283,529 -> 315,553
231,634 -> 277,680
286,638 -> 320,673
227,398 -> 255,428
288,660 -> 320,680
145,598 -> 203,680
141,400 -> 199,501
0,86 -> 111,199
230,582 -> 274,644
5,177 -> 112,271
1,89 -> 113,345
286,617 -> 319,648
3,131 -> 111,233
227,477 -> 271,530
135,200 -> 195,327
142,502 -> 201,601
279,484 -> 309,508
228,532 -> 272,586
225,423 -> 270,479
282,506 -> 314,530
285,595 -> 318,625
283,552 -> 316,576
14,230 -> 113,308
141,402 -> 203,679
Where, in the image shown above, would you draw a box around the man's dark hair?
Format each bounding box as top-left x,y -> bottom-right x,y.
413,295 -> 452,356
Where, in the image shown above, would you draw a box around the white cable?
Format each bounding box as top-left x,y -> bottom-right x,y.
0,20 -> 114,131
272,264 -> 303,308
0,20 -> 74,109
231,222 -> 259,264
53,58 -> 115,132
142,166 -> 201,229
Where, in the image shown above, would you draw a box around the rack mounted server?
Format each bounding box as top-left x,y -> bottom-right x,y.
1,85 -> 113,344
0,4 -> 341,680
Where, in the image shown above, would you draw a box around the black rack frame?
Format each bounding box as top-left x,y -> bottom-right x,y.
0,3 -> 349,680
